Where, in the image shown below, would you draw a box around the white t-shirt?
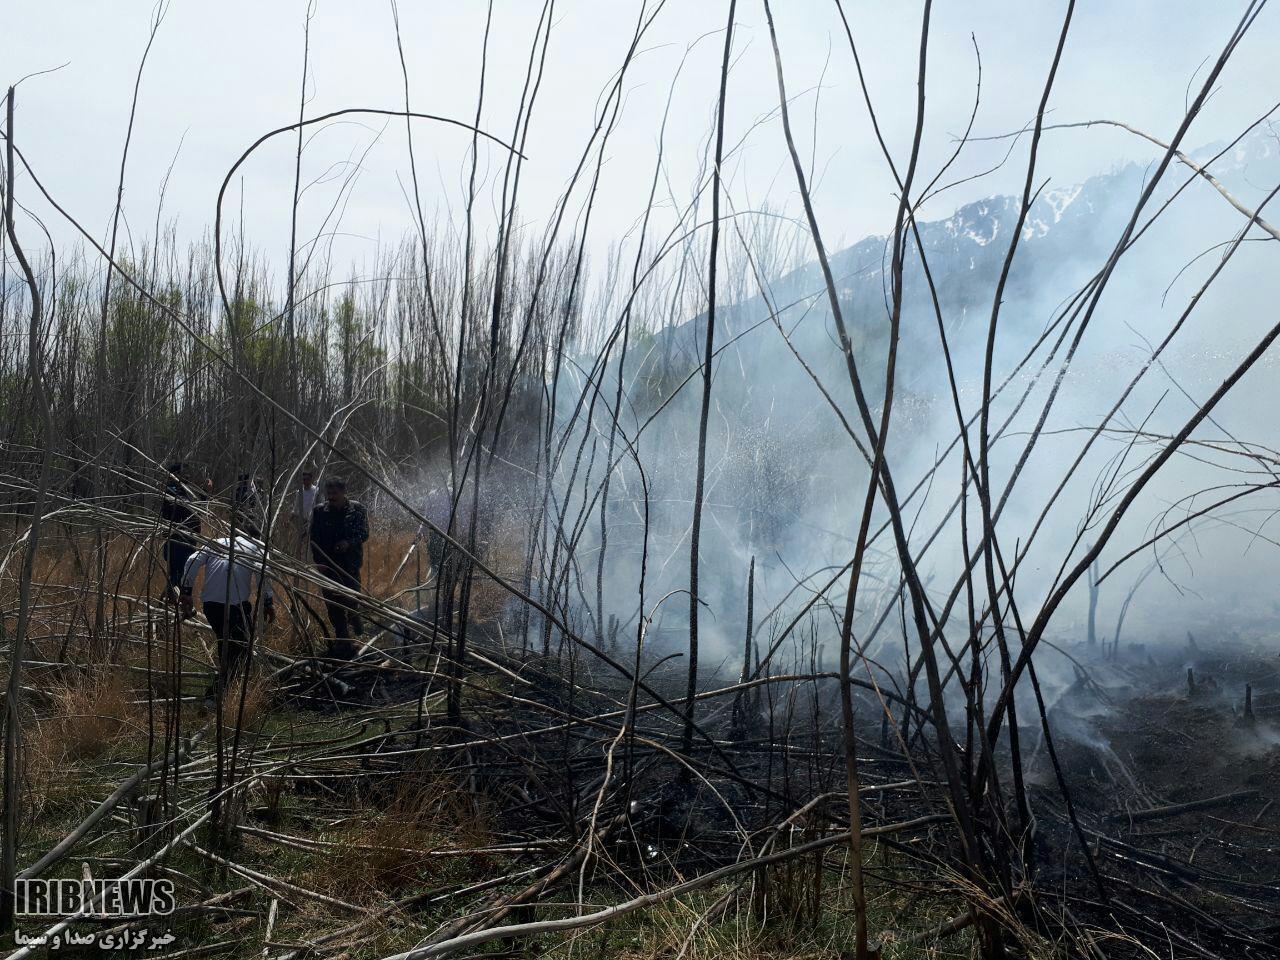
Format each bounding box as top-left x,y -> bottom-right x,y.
295,485 -> 318,519
181,537 -> 273,605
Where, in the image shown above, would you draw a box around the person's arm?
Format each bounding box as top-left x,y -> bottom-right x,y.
352,502 -> 370,545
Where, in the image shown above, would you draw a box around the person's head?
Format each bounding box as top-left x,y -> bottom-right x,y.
167,462 -> 185,480
324,477 -> 348,507
301,469 -> 315,488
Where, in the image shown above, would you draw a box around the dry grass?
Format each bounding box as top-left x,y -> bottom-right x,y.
41,672 -> 136,762
19,668 -> 142,823
220,674 -> 273,729
305,774 -> 494,902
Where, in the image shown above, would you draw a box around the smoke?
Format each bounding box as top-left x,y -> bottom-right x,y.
544,125 -> 1280,686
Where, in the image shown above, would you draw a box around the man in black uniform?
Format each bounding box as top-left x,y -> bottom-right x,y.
159,463 -> 203,595
309,476 -> 370,658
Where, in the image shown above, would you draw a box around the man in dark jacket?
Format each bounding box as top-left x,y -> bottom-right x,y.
309,476 -> 370,657
160,463 -> 203,594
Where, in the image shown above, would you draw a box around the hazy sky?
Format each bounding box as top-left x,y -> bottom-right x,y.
4,1 -> 1277,278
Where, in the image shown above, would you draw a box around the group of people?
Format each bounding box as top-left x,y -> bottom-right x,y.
158,464 -> 371,705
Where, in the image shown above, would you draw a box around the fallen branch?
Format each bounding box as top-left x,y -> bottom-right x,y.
1106,790 -> 1260,824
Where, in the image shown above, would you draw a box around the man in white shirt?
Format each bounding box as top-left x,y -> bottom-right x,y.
295,469 -> 319,521
179,536 -> 275,702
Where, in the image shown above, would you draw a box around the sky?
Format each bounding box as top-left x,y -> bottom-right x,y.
3,1 -> 1278,283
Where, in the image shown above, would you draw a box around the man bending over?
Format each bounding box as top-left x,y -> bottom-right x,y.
180,535 -> 275,708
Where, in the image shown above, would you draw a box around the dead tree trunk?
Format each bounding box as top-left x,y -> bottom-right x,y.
683,0 -> 736,763
2,87 -> 54,931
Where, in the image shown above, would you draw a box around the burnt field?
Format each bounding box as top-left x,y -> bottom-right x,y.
1029,638 -> 1280,953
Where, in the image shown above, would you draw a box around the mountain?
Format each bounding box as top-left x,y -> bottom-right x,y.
636,129 -> 1280,437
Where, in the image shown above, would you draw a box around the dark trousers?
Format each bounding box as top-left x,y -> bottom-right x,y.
164,539 -> 195,590
203,601 -> 254,694
320,564 -> 364,642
